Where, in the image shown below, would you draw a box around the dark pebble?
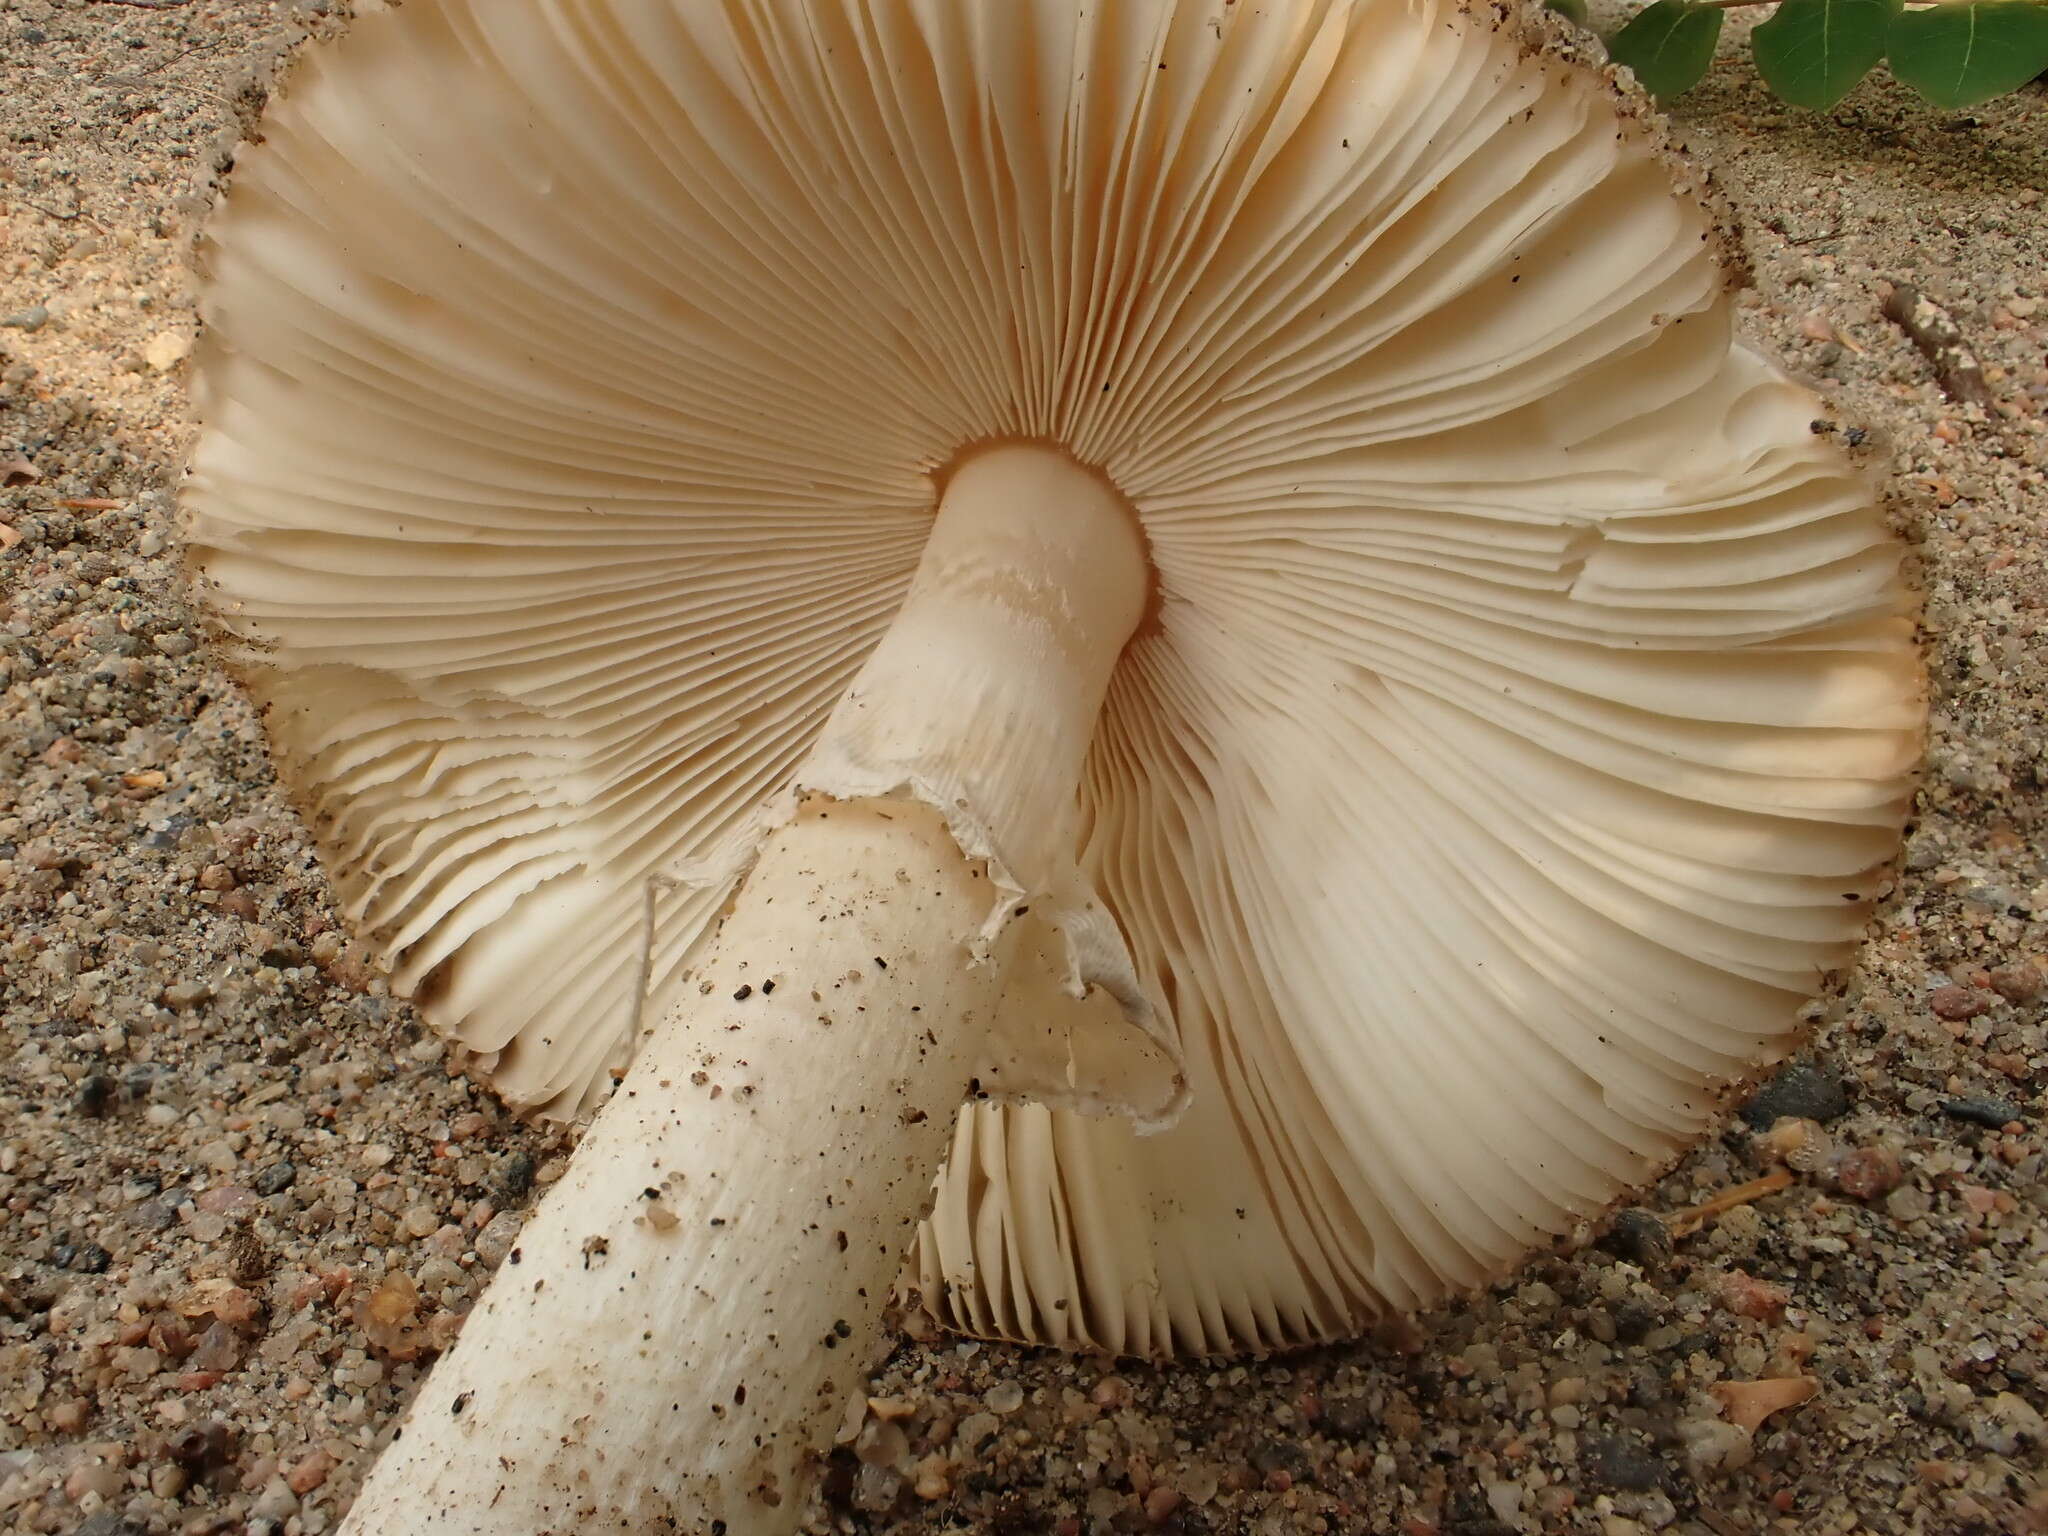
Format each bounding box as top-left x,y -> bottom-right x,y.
1740,1062 -> 1849,1129
498,1150 -> 537,1201
1941,1096 -> 2023,1129
168,1421 -> 233,1471
75,1074 -> 117,1117
140,814 -> 195,850
71,1515 -> 148,1536
818,1448 -> 859,1513
57,1242 -> 112,1274
255,1160 -> 298,1195
1251,1439 -> 1311,1479
133,1201 -> 177,1232
985,1493 -> 1043,1536
1581,1434 -> 1671,1492
1317,1397 -> 1378,1442
1607,1299 -> 1663,1344
1625,1366 -> 1672,1408
1442,1495 -> 1518,1536
1600,1208 -> 1672,1267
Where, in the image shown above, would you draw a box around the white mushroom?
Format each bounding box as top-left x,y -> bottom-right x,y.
182,0 -> 1921,1530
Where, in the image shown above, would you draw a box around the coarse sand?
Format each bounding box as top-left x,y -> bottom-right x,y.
2,4 -> 2044,1534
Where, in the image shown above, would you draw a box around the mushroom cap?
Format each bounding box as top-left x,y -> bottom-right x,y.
185,0 -> 1921,1354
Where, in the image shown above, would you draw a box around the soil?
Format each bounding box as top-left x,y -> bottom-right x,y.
2,4 -> 2044,1535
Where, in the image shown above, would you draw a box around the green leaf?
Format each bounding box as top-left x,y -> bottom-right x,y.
1547,0 -> 1591,26
1753,0 -> 1896,107
1889,1 -> 2048,108
1608,0 -> 1726,100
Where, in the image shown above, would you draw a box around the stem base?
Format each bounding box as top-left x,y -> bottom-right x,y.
339,798 -> 1001,1535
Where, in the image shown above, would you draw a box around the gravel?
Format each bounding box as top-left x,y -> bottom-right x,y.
2,5 -> 2044,1535
1739,1064 -> 1852,1130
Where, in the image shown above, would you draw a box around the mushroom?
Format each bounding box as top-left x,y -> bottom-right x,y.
182,0 -> 1921,1530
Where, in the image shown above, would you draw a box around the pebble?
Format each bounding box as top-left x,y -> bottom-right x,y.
143,329 -> 193,371
911,1453 -> 951,1501
74,1074 -> 117,1118
1716,1269 -> 1791,1320
853,1462 -> 901,1513
1971,1392 -> 2047,1455
1580,1436 -> 1668,1492
58,1242 -> 113,1274
1940,1096 -> 2024,1129
473,1210 -> 523,1268
1678,1418 -> 1754,1475
1987,960 -> 2044,1003
1,305 -> 50,332
1090,1376 -> 1132,1410
1886,1184 -> 1933,1222
63,1452 -> 124,1505
71,1516 -> 146,1536
250,1474 -> 301,1521
358,1274 -> 423,1357
497,1151 -> 537,1201
1740,1062 -> 1849,1128
1832,1145 -> 1906,1200
1316,1397 -> 1376,1441
167,1422 -> 232,1474
285,1449 -> 336,1494
1928,985 -> 1989,1021
1485,1479 -> 1524,1524
255,1160 -> 298,1195
46,1400 -> 88,1434
1600,1208 -> 1672,1267
189,1320 -> 244,1373
161,980 -> 210,1010
955,1412 -> 1001,1451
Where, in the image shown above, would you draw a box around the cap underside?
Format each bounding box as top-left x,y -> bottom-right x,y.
185,0 -> 1920,1353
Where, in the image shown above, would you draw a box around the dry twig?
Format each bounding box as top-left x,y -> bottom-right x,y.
1882,284 -> 1997,410
1664,1167 -> 1795,1238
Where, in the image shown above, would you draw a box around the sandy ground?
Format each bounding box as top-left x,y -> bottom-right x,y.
2,3 -> 2045,1534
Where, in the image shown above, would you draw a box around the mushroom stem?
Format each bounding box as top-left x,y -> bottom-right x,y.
338,445 -> 1153,1534
802,442 -> 1152,880
340,797 -> 1008,1535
